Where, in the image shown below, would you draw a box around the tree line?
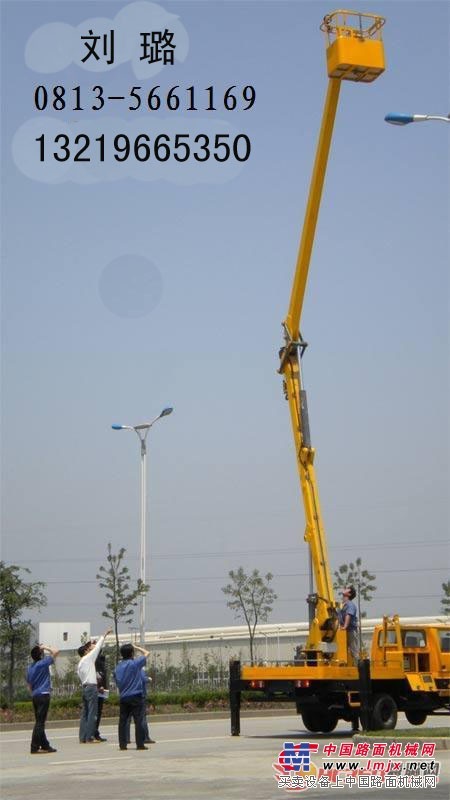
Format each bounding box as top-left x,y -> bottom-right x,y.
1,552 -> 449,704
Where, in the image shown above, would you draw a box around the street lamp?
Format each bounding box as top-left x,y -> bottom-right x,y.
385,112 -> 450,125
112,406 -> 173,646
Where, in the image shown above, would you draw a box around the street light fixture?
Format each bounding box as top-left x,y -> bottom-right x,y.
385,112 -> 450,125
112,406 -> 173,646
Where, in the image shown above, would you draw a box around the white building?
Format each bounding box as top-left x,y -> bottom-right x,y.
36,622 -> 91,652
40,616 -> 448,680
116,616 -> 449,667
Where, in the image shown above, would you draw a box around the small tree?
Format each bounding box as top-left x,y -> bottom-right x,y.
333,557 -> 376,618
441,581 -> 450,615
179,643 -> 198,688
222,567 -> 277,665
0,562 -> 47,705
53,630 -> 89,694
96,544 -> 148,664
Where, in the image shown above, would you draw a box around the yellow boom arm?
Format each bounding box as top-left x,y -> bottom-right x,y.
279,10 -> 386,654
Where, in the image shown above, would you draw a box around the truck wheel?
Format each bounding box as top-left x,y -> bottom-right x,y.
371,694 -> 397,730
318,710 -> 338,733
301,710 -> 321,732
301,709 -> 338,733
405,710 -> 427,726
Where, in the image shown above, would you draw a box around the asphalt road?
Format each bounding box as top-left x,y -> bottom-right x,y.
0,713 -> 448,800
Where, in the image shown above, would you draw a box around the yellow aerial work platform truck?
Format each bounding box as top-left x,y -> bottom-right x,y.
229,10 -> 450,734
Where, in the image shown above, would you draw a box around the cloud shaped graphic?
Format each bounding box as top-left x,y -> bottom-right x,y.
99,255 -> 163,318
25,1 -> 189,77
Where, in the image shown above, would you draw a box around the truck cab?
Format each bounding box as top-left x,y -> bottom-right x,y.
368,617 -> 450,725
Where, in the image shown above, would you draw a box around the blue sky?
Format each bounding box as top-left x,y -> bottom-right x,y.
2,0 -> 449,635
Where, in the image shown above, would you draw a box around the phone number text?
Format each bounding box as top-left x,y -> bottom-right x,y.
35,132 -> 251,163
34,85 -> 256,113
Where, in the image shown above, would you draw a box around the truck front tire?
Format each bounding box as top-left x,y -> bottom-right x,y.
371,693 -> 397,730
405,710 -> 427,726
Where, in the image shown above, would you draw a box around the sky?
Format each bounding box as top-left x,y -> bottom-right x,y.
1,0 -> 449,637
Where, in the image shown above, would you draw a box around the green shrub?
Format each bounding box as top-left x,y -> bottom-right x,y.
149,689 -> 228,707
11,701 -> 33,713
1,687 -> 287,722
48,695 -> 83,709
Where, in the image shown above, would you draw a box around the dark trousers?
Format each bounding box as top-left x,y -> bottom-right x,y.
119,695 -> 144,749
125,695 -> 149,742
31,694 -> 50,751
140,697 -> 150,741
95,696 -> 104,737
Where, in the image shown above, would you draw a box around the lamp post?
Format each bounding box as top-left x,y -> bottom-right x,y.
112,406 -> 173,646
385,112 -> 450,125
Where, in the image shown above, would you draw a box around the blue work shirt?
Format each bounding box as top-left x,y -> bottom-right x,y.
115,656 -> 146,698
339,600 -> 357,631
141,668 -> 150,697
26,656 -> 54,696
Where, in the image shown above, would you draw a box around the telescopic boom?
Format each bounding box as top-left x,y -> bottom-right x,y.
279,9 -> 386,656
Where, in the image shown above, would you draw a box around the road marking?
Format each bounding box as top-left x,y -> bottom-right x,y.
1,713 -> 308,743
2,733 -> 230,745
154,735 -> 229,743
50,757 -> 132,765
3,736 -> 112,743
